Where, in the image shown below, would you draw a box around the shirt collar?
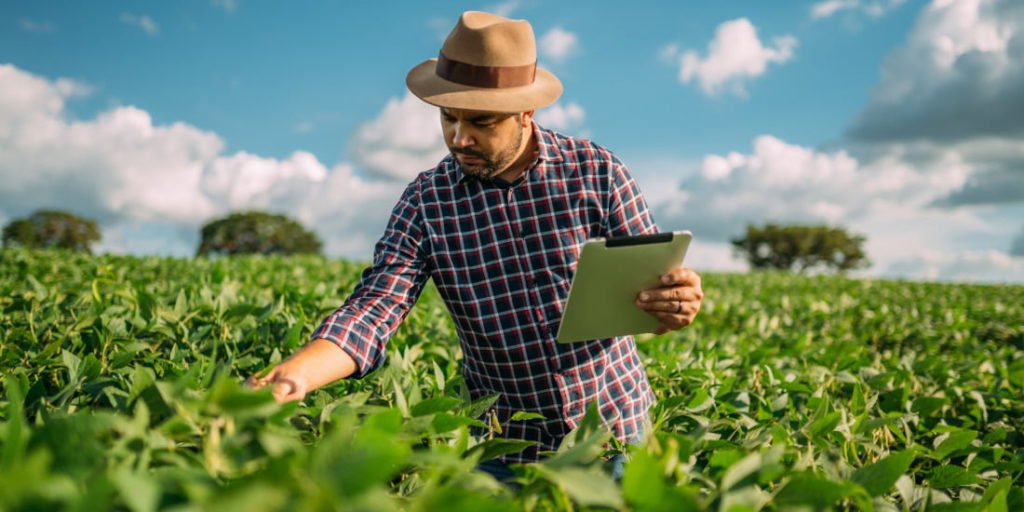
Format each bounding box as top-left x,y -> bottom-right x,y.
455,121 -> 563,186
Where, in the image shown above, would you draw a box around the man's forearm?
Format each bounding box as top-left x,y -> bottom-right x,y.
281,338 -> 359,389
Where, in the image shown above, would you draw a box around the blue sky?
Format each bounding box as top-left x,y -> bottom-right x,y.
2,0 -> 1023,282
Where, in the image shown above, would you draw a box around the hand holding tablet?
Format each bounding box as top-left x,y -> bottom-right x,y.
555,230 -> 693,343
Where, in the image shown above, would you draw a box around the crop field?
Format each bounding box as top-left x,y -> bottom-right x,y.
1,248 -> 1022,511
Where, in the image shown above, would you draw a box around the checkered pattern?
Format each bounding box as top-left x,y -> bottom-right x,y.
311,122 -> 658,463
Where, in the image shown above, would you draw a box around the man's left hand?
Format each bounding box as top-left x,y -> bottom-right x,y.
634,267 -> 703,335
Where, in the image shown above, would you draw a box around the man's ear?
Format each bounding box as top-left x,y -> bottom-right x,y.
521,110 -> 536,127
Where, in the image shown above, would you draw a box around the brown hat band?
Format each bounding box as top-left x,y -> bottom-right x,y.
436,52 -> 537,89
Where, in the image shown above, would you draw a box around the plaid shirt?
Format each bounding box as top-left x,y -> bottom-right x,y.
311,122 -> 658,463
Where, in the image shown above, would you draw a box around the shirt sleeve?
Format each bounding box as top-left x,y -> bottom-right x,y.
309,177 -> 431,378
604,156 -> 659,237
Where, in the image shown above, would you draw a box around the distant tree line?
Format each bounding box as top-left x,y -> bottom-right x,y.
3,210 -> 871,275
731,223 -> 870,274
2,209 -> 323,257
2,210 -> 102,253
195,211 -> 322,257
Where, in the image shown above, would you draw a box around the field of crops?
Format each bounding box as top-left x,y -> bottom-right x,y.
1,247 -> 1022,511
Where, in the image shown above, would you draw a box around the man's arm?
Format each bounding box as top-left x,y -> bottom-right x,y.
247,177 -> 431,402
246,338 -> 358,402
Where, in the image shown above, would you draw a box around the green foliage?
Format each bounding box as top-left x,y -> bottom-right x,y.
731,223 -> 870,273
1,248 -> 1022,510
196,211 -> 322,257
2,210 -> 101,252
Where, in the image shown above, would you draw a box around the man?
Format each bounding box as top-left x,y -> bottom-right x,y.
247,11 -> 703,478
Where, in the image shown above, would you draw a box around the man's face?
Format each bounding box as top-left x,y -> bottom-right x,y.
441,107 -> 529,181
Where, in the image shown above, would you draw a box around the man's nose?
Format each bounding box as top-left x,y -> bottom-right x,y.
452,124 -> 475,147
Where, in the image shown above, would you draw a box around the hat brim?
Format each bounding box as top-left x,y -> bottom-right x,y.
406,58 -> 563,113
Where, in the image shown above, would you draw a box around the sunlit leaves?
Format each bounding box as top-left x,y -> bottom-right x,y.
1,249 -> 1022,510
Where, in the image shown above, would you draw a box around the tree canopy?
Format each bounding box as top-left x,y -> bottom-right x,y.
197,211 -> 323,257
2,210 -> 102,253
731,223 -> 870,274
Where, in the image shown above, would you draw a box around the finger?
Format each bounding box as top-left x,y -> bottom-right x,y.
659,267 -> 701,287
271,378 -> 306,403
650,310 -> 696,327
271,380 -> 294,403
246,374 -> 270,389
635,299 -> 686,313
637,287 -> 702,303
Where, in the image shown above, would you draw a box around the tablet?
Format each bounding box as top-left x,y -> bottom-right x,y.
555,230 -> 692,343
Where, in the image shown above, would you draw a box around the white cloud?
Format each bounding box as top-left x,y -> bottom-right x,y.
810,0 -> 907,20
539,26 -> 580,63
811,0 -> 861,19
20,19 -> 55,34
645,0 -> 1023,282
488,0 -> 520,17
293,121 -> 314,134
849,0 -> 1023,142
535,101 -> 585,131
211,0 -> 238,13
658,43 -> 681,64
847,0 -> 1024,205
349,92 -> 449,181
0,64 -> 405,260
674,18 -> 797,97
120,13 -> 159,36
642,133 -> 1024,280
680,239 -> 747,273
883,249 -> 1024,283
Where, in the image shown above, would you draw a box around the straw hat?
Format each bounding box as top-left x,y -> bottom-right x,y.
406,11 -> 563,113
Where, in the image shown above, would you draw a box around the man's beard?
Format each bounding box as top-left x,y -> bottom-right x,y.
450,134 -> 523,184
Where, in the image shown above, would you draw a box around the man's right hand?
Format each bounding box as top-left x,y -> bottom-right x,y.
244,338 -> 359,403
246,366 -> 311,403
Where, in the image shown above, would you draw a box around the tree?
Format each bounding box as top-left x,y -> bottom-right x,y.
731,223 -> 870,274
2,210 -> 102,253
197,211 -> 323,257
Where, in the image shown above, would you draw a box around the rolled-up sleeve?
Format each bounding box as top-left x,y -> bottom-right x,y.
309,176 -> 431,378
605,157 -> 659,237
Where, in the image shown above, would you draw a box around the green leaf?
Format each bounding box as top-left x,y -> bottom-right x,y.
851,450 -> 915,497
432,413 -> 486,433
535,466 -> 624,509
461,393 -> 501,420
62,349 -> 82,382
934,430 -> 978,460
111,467 -> 160,512
622,449 -> 665,508
978,477 -> 1012,512
622,449 -> 702,512
775,473 -> 851,508
911,396 -> 946,417
807,411 -> 842,438
509,411 -> 546,421
928,465 -> 983,489
410,396 -> 461,417
465,438 -> 536,461
2,374 -> 27,469
543,428 -> 610,469
686,388 -> 713,412
720,451 -> 763,491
